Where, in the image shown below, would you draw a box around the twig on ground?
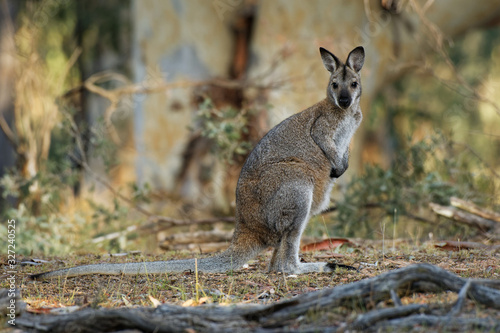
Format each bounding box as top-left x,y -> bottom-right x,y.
390,288 -> 402,307
448,279 -> 471,317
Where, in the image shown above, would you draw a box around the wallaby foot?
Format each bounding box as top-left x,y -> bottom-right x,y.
297,262 -> 332,273
269,262 -> 356,274
269,261 -> 330,274
298,262 -> 356,273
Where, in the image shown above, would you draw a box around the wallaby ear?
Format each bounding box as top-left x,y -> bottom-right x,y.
346,46 -> 365,72
319,47 -> 341,73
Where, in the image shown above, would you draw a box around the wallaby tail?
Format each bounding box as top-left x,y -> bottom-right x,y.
30,233 -> 264,280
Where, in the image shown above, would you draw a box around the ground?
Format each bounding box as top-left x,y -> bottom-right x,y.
1,241 -> 499,331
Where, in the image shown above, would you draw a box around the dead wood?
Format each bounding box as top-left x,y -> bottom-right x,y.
344,304 -> 430,331
0,288 -> 25,316
429,202 -> 499,237
160,241 -> 232,252
249,263 -> 500,326
434,240 -> 500,251
158,229 -> 233,252
450,197 -> 500,223
91,216 -> 235,244
373,314 -> 500,332
16,263 -> 500,332
160,229 -> 233,247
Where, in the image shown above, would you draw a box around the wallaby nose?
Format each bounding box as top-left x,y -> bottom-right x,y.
338,97 -> 350,108
338,90 -> 351,108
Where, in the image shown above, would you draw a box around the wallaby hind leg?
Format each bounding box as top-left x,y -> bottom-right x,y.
269,237 -> 297,273
269,247 -> 281,271
266,182 -> 337,274
266,182 -> 314,274
269,231 -> 336,274
268,228 -> 302,273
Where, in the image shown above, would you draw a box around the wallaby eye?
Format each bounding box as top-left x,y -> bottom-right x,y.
351,82 -> 358,88
332,82 -> 338,89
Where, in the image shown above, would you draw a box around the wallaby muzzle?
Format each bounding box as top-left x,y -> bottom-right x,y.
338,90 -> 351,108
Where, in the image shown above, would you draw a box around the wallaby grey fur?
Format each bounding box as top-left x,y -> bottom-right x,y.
31,46 -> 364,280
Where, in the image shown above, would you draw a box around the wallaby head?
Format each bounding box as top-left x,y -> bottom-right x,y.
319,46 -> 365,109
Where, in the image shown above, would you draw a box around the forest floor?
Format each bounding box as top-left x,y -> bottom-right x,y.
1,240 -> 499,332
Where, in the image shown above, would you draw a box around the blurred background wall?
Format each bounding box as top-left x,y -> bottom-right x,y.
131,0 -> 500,212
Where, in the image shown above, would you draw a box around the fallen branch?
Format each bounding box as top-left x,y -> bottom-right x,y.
91,225 -> 141,244
434,240 -> 500,252
16,264 -> 500,332
159,229 -> 233,252
160,229 -> 233,246
160,241 -> 232,253
429,202 -> 499,236
149,215 -> 235,227
450,197 -> 500,223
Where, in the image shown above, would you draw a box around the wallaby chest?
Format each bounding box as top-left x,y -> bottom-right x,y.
331,109 -> 361,157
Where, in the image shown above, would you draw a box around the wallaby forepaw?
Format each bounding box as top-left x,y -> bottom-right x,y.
330,167 -> 346,178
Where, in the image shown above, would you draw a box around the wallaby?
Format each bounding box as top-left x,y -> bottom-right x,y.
31,46 -> 365,280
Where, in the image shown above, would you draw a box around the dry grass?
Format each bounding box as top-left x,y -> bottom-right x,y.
3,241 -> 499,313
